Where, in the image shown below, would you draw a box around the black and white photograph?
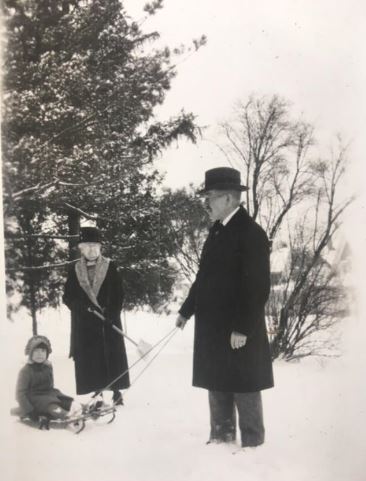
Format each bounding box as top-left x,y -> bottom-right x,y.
1,1 -> 365,480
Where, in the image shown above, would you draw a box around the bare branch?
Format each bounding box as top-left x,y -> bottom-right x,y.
11,181 -> 56,200
5,233 -> 79,241
64,203 -> 100,221
6,259 -> 79,272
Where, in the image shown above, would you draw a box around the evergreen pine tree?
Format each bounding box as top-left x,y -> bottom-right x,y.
2,0 -> 202,325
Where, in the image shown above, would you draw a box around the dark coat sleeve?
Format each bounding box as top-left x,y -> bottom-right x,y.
62,268 -> 73,309
232,226 -> 271,337
16,366 -> 34,416
178,229 -> 213,320
62,266 -> 76,310
179,280 -> 197,320
62,267 -> 91,358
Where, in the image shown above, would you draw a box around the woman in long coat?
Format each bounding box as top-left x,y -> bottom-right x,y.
63,227 -> 130,403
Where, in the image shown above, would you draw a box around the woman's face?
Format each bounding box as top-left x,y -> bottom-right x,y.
79,242 -> 101,261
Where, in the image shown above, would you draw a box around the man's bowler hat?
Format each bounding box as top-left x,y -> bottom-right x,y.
78,226 -> 101,244
199,167 -> 248,194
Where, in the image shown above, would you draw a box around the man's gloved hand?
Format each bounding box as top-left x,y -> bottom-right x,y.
230,331 -> 247,349
176,314 -> 188,330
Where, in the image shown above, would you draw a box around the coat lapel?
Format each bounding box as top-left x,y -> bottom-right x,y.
93,256 -> 110,298
75,256 -> 110,309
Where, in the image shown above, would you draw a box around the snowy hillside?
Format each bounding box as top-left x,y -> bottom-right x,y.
1,307 -> 365,481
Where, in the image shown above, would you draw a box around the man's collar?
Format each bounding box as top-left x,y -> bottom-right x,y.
222,206 -> 240,226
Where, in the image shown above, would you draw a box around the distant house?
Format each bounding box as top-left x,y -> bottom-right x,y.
323,235 -> 352,286
270,233 -> 352,288
270,244 -> 290,287
267,233 -> 353,334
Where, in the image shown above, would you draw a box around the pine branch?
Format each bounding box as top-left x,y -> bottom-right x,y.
11,181 -> 56,200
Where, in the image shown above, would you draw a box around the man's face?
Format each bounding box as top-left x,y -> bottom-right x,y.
79,242 -> 101,261
204,190 -> 230,222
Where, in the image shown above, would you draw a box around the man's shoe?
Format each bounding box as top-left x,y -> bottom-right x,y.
241,443 -> 262,450
206,433 -> 236,444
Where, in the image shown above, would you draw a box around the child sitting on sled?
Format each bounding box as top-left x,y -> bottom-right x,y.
13,335 -> 82,424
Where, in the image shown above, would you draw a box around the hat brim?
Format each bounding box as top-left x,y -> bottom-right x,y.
198,183 -> 249,195
78,240 -> 102,245
25,338 -> 52,355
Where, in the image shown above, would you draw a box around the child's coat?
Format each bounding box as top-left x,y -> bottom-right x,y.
16,361 -> 73,416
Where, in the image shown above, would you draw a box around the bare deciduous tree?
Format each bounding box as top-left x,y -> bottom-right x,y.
219,95 -> 315,246
216,95 -> 354,359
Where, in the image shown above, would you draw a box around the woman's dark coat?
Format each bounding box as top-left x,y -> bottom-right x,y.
63,258 -> 130,395
179,206 -> 274,393
16,361 -> 73,416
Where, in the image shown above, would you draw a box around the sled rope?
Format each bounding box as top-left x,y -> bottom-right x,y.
128,326 -> 179,388
91,326 -> 179,399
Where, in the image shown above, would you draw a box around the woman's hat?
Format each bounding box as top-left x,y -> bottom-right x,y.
198,167 -> 248,194
25,335 -> 52,356
78,226 -> 101,244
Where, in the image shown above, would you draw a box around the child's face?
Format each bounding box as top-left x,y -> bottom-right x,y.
31,347 -> 48,363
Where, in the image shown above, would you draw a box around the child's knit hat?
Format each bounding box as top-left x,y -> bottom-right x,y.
25,335 -> 52,357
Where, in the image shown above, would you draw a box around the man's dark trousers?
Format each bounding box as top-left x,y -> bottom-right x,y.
208,390 -> 265,447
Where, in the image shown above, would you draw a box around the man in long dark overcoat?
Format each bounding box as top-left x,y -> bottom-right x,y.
176,167 -> 274,448
63,227 -> 130,404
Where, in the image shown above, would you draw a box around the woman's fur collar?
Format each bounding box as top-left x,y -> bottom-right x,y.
75,255 -> 110,309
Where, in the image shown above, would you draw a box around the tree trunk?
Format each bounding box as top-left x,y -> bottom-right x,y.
29,273 -> 38,335
67,210 -> 80,260
24,218 -> 38,335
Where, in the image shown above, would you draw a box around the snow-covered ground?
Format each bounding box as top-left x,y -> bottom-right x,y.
1,307 -> 365,481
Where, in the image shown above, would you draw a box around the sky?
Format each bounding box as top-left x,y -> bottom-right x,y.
124,0 -> 365,192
